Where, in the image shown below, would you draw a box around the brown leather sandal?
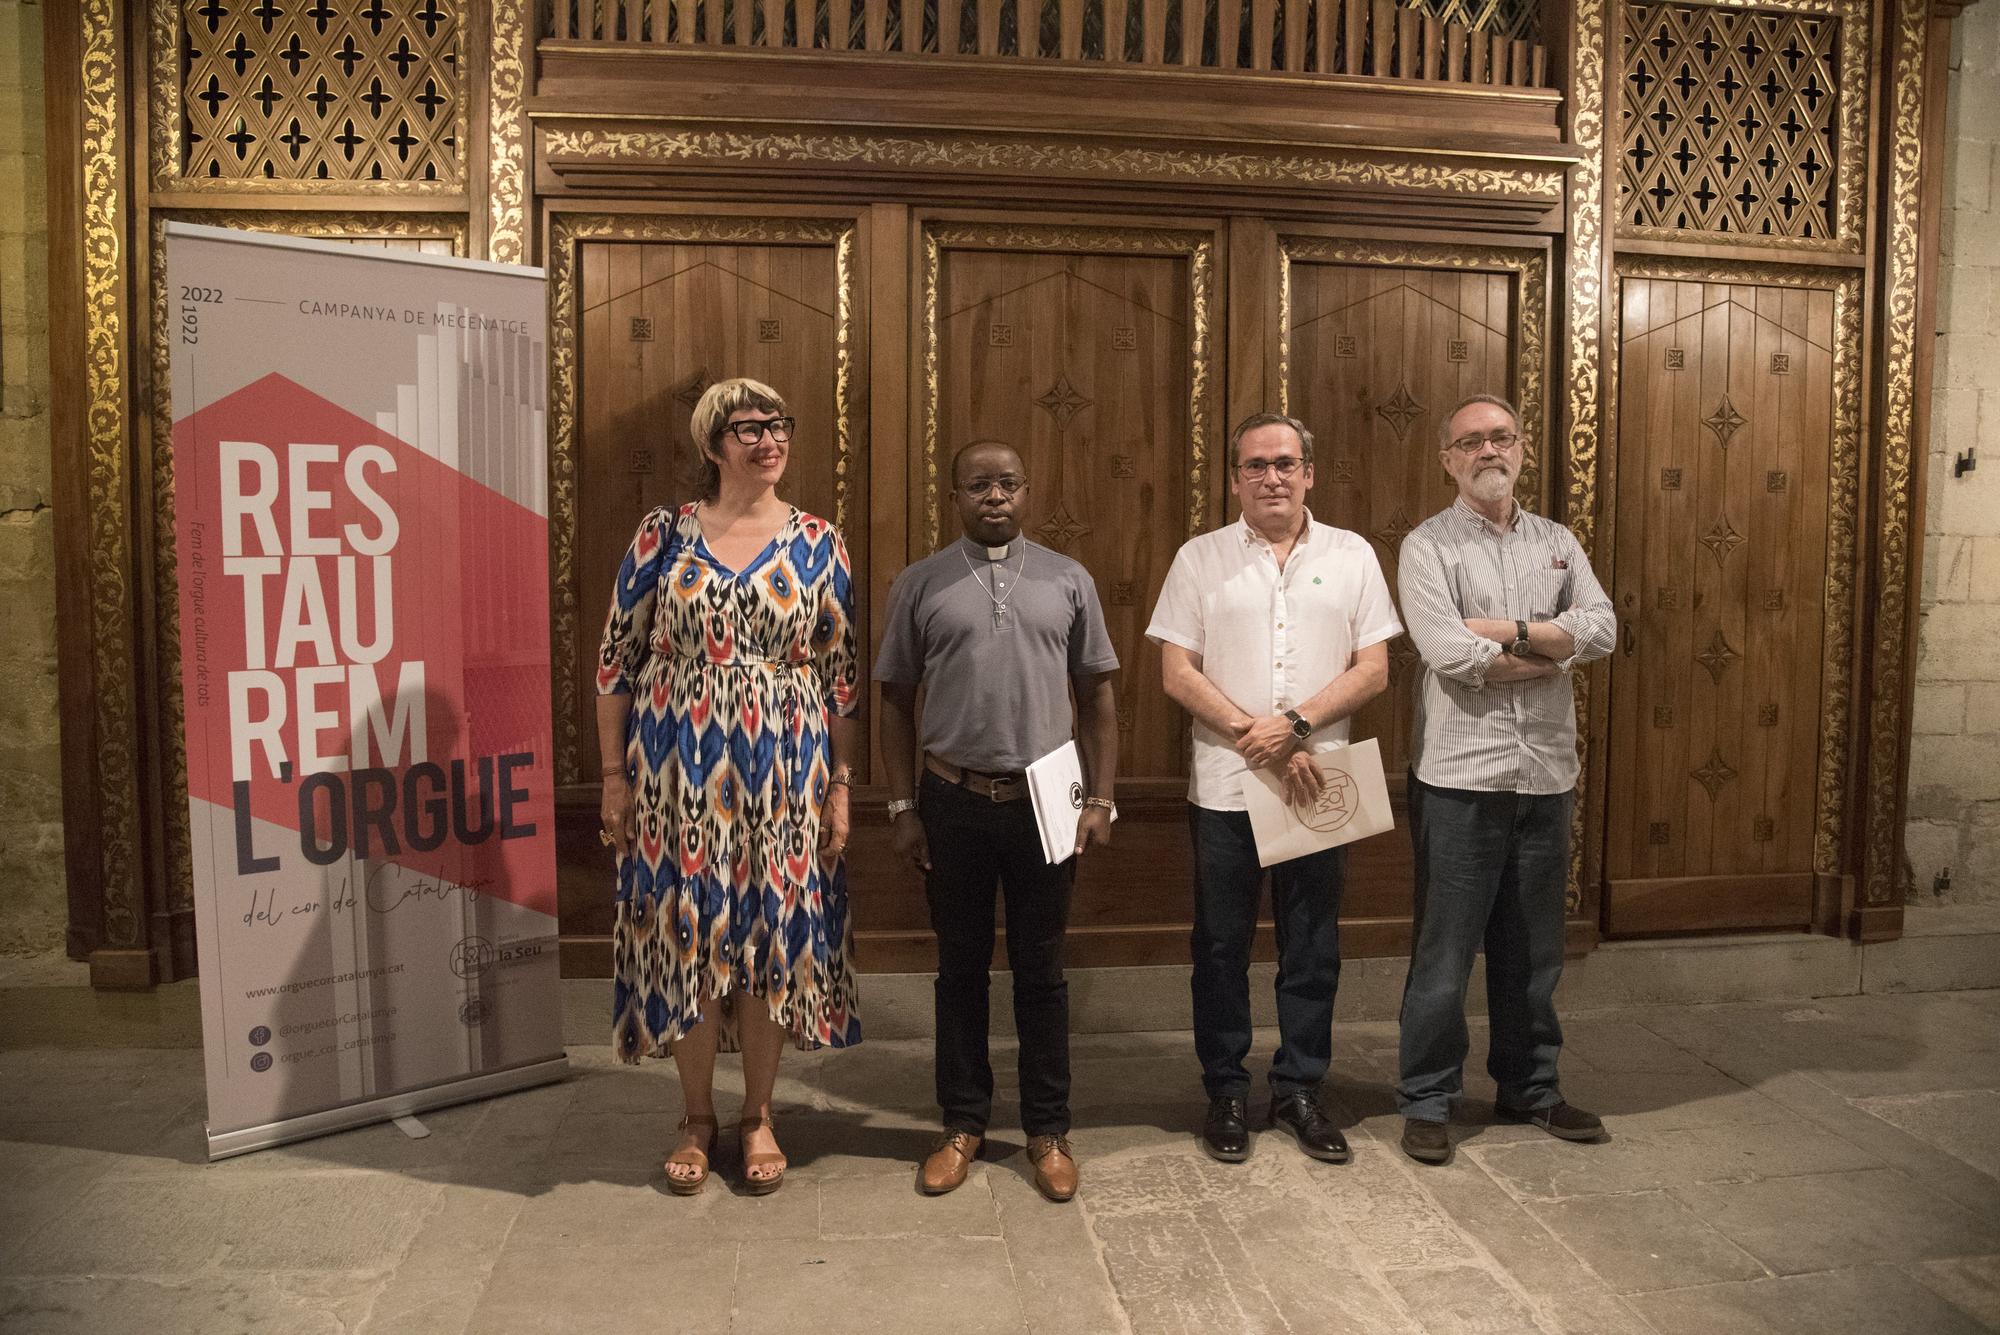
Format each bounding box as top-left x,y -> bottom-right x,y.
738,1113 -> 787,1195
665,1113 -> 718,1196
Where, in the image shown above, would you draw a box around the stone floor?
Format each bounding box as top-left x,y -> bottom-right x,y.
4,989 -> 2000,1334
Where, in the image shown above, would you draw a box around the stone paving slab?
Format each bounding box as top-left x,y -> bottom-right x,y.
3,994 -> 2000,1334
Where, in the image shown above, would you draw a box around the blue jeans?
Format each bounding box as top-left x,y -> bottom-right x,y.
1188,805 -> 1346,1100
1396,775 -> 1573,1122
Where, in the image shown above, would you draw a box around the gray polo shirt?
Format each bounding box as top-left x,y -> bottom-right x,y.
874,537 -> 1119,773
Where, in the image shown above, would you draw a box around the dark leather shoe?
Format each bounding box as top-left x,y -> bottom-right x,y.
1201,1095 -> 1250,1163
1401,1118 -> 1450,1164
920,1129 -> 982,1194
1269,1090 -> 1350,1163
1027,1133 -> 1078,1202
1498,1100 -> 1605,1142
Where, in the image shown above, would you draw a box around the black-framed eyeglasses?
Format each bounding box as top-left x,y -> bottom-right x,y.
958,475 -> 1027,498
1446,430 -> 1521,454
723,416 -> 795,446
1236,457 -> 1305,480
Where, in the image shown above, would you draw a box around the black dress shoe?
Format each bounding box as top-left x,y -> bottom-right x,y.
1497,1100 -> 1605,1142
1201,1095 -> 1250,1163
1269,1090 -> 1350,1163
1401,1118 -> 1450,1164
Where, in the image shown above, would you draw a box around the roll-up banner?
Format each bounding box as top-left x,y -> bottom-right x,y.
167,223 -> 568,1160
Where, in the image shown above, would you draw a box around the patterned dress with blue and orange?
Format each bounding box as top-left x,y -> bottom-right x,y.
597,502 -> 863,1060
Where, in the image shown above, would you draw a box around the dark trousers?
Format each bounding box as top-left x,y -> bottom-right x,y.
1397,774 -> 1573,1122
1188,804 -> 1346,1100
920,769 -> 1075,1137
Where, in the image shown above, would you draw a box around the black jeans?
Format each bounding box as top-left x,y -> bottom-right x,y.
920,769 -> 1075,1137
1188,804 -> 1346,1100
1396,775 -> 1573,1122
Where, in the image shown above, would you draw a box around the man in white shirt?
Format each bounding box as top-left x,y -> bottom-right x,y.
1146,413 -> 1401,1165
1394,393 -> 1616,1166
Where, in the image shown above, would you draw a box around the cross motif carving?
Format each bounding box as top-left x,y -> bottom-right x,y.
673,369 -> 712,410
1374,382 -> 1426,442
1373,508 -> 1416,556
1696,628 -> 1740,683
1691,747 -> 1738,801
1035,503 -> 1091,551
1035,375 -> 1093,431
1700,514 -> 1744,567
1703,395 -> 1746,448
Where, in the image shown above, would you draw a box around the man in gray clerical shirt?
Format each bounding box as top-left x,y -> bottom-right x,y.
876,440 -> 1121,1204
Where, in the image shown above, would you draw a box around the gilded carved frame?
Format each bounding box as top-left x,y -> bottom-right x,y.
918,220 -> 1217,546
539,124 -> 1571,202
1612,0 -> 1873,254
544,211 -> 862,784
1862,0 -> 1928,909
1605,256 -> 1864,884
143,212 -> 470,912
79,0 -> 145,950
145,0 -> 473,196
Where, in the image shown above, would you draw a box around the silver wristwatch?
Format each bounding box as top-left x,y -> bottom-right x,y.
886,798 -> 918,820
1285,708 -> 1312,741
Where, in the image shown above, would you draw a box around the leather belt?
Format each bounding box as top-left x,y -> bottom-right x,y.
924,754 -> 1027,803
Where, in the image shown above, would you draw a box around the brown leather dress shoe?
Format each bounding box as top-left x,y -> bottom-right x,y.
921,1129 -> 982,1194
1027,1134 -> 1079,1203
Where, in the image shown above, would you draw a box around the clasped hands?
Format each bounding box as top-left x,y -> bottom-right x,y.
1232,717 -> 1325,809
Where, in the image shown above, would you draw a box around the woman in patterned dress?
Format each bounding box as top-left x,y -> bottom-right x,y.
595,377 -> 863,1195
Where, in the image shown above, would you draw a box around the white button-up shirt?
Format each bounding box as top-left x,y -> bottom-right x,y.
1147,513 -> 1402,810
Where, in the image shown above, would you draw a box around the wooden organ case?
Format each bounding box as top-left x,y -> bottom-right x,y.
44,0 -> 1966,987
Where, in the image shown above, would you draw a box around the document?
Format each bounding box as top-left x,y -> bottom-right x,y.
1240,738 -> 1394,868
1025,740 -> 1115,865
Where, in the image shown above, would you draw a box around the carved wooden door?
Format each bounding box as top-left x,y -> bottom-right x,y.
895,219 -> 1220,967
1279,239 -> 1547,940
1604,272 -> 1852,935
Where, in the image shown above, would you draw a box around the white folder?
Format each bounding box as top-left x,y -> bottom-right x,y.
1024,740 -> 1115,865
1240,737 -> 1394,868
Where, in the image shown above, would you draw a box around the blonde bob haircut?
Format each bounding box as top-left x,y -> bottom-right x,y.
688,377 -> 789,500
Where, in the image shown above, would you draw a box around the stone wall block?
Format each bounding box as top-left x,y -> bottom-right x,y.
1903,820 -> 1960,894
1917,604 -> 2000,681
1937,457 -> 2000,536
1967,682 -> 2000,735
1953,138 -> 1996,210
1908,735 -> 2000,810
1958,801 -> 2000,901
1912,684 -> 1967,735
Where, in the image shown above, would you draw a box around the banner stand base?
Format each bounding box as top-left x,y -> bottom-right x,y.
205,1054 -> 572,1161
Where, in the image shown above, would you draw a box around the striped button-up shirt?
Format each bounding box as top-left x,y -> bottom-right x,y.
1399,498 -> 1616,795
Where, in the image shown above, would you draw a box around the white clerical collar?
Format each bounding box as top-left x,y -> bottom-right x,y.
959,536 -> 1017,561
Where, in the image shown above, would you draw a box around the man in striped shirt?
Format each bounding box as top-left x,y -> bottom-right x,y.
1394,393 -> 1616,1166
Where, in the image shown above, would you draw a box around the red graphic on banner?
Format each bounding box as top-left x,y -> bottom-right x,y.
177,372 -> 554,917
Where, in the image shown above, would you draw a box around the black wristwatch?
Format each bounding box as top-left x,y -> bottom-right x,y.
1284,708 -> 1312,740
1509,619 -> 1531,657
